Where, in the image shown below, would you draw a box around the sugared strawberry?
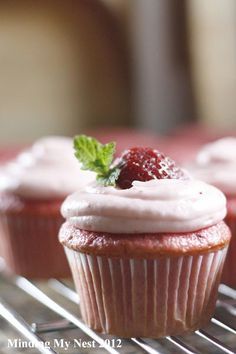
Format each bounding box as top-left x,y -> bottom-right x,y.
116,147 -> 186,189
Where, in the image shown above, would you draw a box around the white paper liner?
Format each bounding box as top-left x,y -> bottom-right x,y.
0,213 -> 70,278
65,246 -> 228,338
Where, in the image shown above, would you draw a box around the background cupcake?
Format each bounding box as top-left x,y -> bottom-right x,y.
59,135 -> 230,338
0,136 -> 95,278
189,137 -> 236,287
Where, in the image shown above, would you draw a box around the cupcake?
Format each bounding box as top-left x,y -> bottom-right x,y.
189,137 -> 236,287
59,135 -> 230,338
0,136 -> 95,278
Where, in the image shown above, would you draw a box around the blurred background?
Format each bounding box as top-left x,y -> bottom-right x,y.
0,3 -> 236,352
0,0 -> 235,147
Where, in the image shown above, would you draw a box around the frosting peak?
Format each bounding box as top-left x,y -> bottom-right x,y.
0,136 -> 95,199
197,137 -> 236,165
61,179 -> 226,234
191,137 -> 236,196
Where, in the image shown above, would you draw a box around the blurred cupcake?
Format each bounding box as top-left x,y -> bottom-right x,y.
0,136 -> 95,278
59,135 -> 230,338
190,137 -> 236,287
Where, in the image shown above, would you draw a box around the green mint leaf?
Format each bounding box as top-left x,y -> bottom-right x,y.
97,168 -> 121,187
73,135 -> 119,186
99,142 -> 116,172
74,135 -> 101,172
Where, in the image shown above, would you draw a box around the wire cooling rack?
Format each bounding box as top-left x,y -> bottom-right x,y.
0,260 -> 236,354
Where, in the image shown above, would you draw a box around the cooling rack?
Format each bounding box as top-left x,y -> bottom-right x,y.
0,260 -> 236,354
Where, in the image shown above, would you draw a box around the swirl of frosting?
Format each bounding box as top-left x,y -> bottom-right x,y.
190,137 -> 236,196
0,136 -> 95,199
61,179 -> 226,233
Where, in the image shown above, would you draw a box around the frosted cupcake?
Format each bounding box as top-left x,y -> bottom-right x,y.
59,135 -> 230,338
0,136 -> 95,278
190,137 -> 236,287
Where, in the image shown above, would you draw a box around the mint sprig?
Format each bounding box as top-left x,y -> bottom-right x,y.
73,135 -> 120,186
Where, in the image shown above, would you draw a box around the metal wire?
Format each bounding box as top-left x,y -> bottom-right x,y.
165,336 -> 201,354
0,299 -> 56,354
13,276 -> 119,354
195,330 -> 236,354
0,272 -> 236,354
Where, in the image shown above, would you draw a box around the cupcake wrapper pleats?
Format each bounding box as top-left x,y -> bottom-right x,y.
65,247 -> 228,338
0,213 -> 70,278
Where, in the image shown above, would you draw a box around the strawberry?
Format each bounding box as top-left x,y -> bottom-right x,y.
116,147 -> 186,189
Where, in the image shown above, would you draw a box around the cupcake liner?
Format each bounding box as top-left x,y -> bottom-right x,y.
64,246 -> 228,338
0,213 -> 70,278
222,215 -> 236,287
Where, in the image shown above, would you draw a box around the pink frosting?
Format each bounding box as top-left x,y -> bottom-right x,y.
61,179 -> 226,233
190,137 -> 236,196
0,136 -> 95,199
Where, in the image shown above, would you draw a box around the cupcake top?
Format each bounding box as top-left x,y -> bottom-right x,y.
190,137 -> 236,196
0,136 -> 95,199
61,135 -> 227,234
